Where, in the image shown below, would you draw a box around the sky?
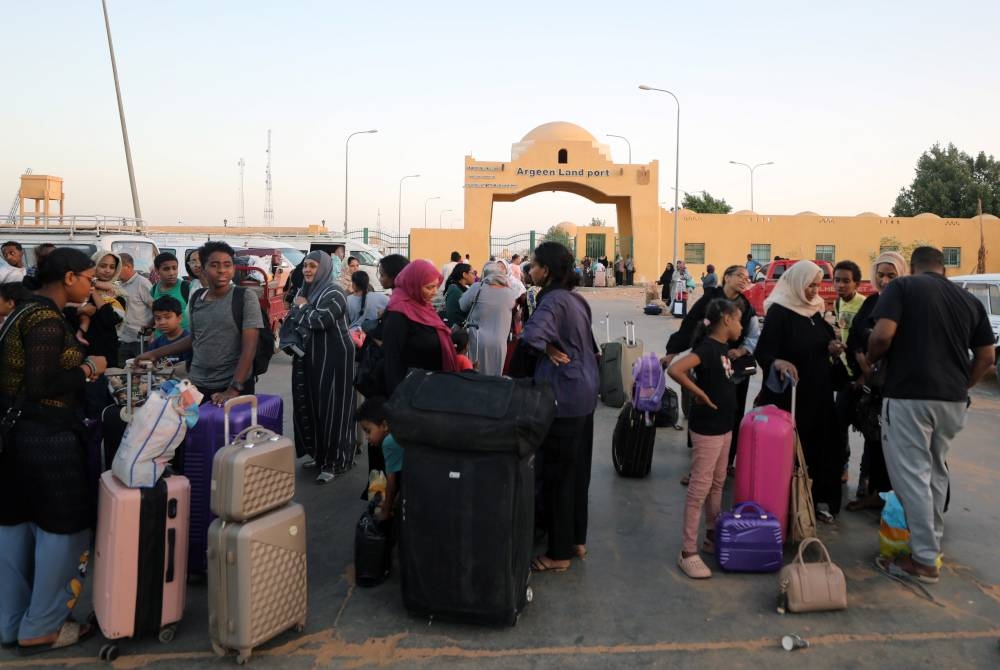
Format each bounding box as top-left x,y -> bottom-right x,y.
4,1 -> 999,237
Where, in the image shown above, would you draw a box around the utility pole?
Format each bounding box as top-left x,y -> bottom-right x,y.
237,158 -> 246,228
263,130 -> 274,226
101,0 -> 142,223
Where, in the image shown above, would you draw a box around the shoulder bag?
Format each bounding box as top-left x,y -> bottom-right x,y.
777,537 -> 848,613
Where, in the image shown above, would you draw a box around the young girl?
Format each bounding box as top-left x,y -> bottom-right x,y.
451,328 -> 474,371
667,298 -> 743,579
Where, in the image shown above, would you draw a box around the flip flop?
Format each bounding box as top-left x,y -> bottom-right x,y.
17,619 -> 95,657
531,556 -> 569,573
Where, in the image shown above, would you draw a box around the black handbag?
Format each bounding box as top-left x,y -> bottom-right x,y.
278,317 -> 305,357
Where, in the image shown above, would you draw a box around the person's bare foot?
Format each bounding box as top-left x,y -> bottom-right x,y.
573,544 -> 587,558
531,555 -> 570,572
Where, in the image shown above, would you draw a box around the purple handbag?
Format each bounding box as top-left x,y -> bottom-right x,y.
715,501 -> 784,573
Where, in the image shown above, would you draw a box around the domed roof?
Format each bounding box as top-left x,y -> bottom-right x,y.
856,211 -> 880,217
796,210 -> 820,216
915,212 -> 941,218
521,122 -> 596,144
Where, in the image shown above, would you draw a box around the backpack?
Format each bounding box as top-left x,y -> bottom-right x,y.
631,352 -> 666,417
191,286 -> 274,379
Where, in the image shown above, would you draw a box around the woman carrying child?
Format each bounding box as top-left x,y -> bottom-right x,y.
667,299 -> 743,579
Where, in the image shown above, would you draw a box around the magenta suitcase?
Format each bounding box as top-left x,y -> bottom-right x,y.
734,401 -> 795,542
93,471 -> 190,657
715,502 -> 784,572
183,394 -> 283,577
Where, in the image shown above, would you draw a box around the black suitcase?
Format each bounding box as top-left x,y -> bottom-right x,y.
612,402 -> 657,478
598,316 -> 627,408
399,443 -> 533,626
654,388 -> 681,428
354,498 -> 392,587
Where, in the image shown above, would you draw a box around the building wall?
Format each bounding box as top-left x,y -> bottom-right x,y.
664,211 -> 1000,281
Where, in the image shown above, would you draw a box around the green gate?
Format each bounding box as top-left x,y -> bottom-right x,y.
585,233 -> 606,259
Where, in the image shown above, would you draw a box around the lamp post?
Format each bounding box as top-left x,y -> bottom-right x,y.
639,85 -> 680,265
344,129 -> 378,234
397,174 -> 420,238
606,134 -> 632,164
728,160 -> 774,212
439,209 -> 452,228
424,196 -> 440,228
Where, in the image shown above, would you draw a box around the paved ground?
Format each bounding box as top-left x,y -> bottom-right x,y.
3,287 -> 999,669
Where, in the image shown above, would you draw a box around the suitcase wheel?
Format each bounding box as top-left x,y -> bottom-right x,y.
525,586 -> 533,603
294,623 -> 305,633
237,651 -> 251,665
98,643 -> 119,662
158,625 -> 176,643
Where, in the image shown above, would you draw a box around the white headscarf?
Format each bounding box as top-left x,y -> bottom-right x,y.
764,260 -> 825,318
482,262 -> 510,287
871,251 -> 907,293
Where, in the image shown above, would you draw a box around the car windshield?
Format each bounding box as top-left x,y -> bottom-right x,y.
111,240 -> 157,276
280,247 -> 305,266
352,250 -> 379,266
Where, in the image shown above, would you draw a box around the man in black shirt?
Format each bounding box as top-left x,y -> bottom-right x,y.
868,247 -> 994,583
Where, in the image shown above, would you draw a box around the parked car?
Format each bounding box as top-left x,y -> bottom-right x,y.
744,258 -> 875,316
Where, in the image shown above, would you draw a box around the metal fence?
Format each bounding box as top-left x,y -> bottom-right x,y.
490,231 -> 537,261
345,228 -> 409,258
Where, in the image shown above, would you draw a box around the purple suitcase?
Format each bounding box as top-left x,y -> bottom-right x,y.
183,394 -> 283,577
715,501 -> 783,573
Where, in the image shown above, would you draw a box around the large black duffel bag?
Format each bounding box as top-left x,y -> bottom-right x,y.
384,371 -> 556,457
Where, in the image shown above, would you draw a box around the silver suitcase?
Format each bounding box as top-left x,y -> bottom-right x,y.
207,503 -> 307,664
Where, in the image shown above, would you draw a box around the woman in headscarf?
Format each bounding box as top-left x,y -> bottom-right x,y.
459,262 -> 518,376
845,251 -> 907,510
69,251 -> 126,416
290,250 -> 356,483
658,262 -> 675,302
382,260 -> 459,394
442,262 -> 474,326
755,260 -> 845,523
702,264 -> 718,289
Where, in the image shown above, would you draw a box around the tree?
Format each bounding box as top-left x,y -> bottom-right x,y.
892,143 -> 1000,218
681,191 -> 732,214
540,225 -> 574,253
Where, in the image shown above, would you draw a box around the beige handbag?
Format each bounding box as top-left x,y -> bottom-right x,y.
778,537 -> 847,613
789,430 -> 817,544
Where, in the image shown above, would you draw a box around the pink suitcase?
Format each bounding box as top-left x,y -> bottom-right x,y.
734,391 -> 796,542
93,471 -> 190,659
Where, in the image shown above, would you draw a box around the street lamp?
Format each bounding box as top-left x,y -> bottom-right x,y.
728,160 -> 774,212
439,208 -> 452,228
606,134 -> 632,164
639,84 -> 681,265
397,174 -> 420,237
424,196 -> 440,228
344,129 -> 378,234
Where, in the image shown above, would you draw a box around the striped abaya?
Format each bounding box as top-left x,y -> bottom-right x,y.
290,283 -> 356,473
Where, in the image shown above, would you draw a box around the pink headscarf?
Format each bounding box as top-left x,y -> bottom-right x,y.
386,260 -> 459,372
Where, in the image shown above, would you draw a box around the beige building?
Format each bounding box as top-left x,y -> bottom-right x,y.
410,121 -> 999,282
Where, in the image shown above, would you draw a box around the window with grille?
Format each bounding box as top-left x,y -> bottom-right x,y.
943,247 -> 961,267
750,243 -> 771,264
684,243 -> 705,264
815,245 -> 835,262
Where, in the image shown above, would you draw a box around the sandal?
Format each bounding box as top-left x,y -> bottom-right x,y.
531,555 -> 570,573
301,457 -> 317,470
817,509 -> 836,524
17,619 -> 95,656
677,552 -> 712,579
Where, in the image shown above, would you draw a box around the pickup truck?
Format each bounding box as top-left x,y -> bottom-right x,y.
743,259 -> 875,316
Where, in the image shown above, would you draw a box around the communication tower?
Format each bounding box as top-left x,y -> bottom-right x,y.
263,130 -> 275,226
237,158 -> 246,228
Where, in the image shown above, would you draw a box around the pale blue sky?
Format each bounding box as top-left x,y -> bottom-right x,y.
4,1 -> 998,235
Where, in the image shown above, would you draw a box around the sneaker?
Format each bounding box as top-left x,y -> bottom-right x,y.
301,458 -> 317,470
316,471 -> 335,484
677,552 -> 712,579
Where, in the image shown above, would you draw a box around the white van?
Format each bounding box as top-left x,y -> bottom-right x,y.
0,218 -> 160,277
950,274 -> 1000,379
151,235 -> 307,281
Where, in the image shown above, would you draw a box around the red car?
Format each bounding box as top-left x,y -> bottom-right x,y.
744,259 -> 874,316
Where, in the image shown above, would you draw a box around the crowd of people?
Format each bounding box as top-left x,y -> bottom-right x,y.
0,236 -> 993,650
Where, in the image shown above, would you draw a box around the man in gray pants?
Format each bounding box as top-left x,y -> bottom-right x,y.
868,247 -> 994,583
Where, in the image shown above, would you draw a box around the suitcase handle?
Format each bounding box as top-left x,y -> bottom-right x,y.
605,313 -> 611,343
733,501 -> 769,518
232,425 -> 278,448
624,320 -> 636,346
224,395 -> 258,445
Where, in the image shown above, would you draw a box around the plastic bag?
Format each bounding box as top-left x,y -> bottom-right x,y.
112,380 -> 203,487
878,491 -> 909,560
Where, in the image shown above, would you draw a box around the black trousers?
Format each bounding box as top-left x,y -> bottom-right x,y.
727,377 -> 751,468
574,413 -> 594,546
835,389 -> 854,469
862,437 -> 892,494
542,415 -> 587,561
